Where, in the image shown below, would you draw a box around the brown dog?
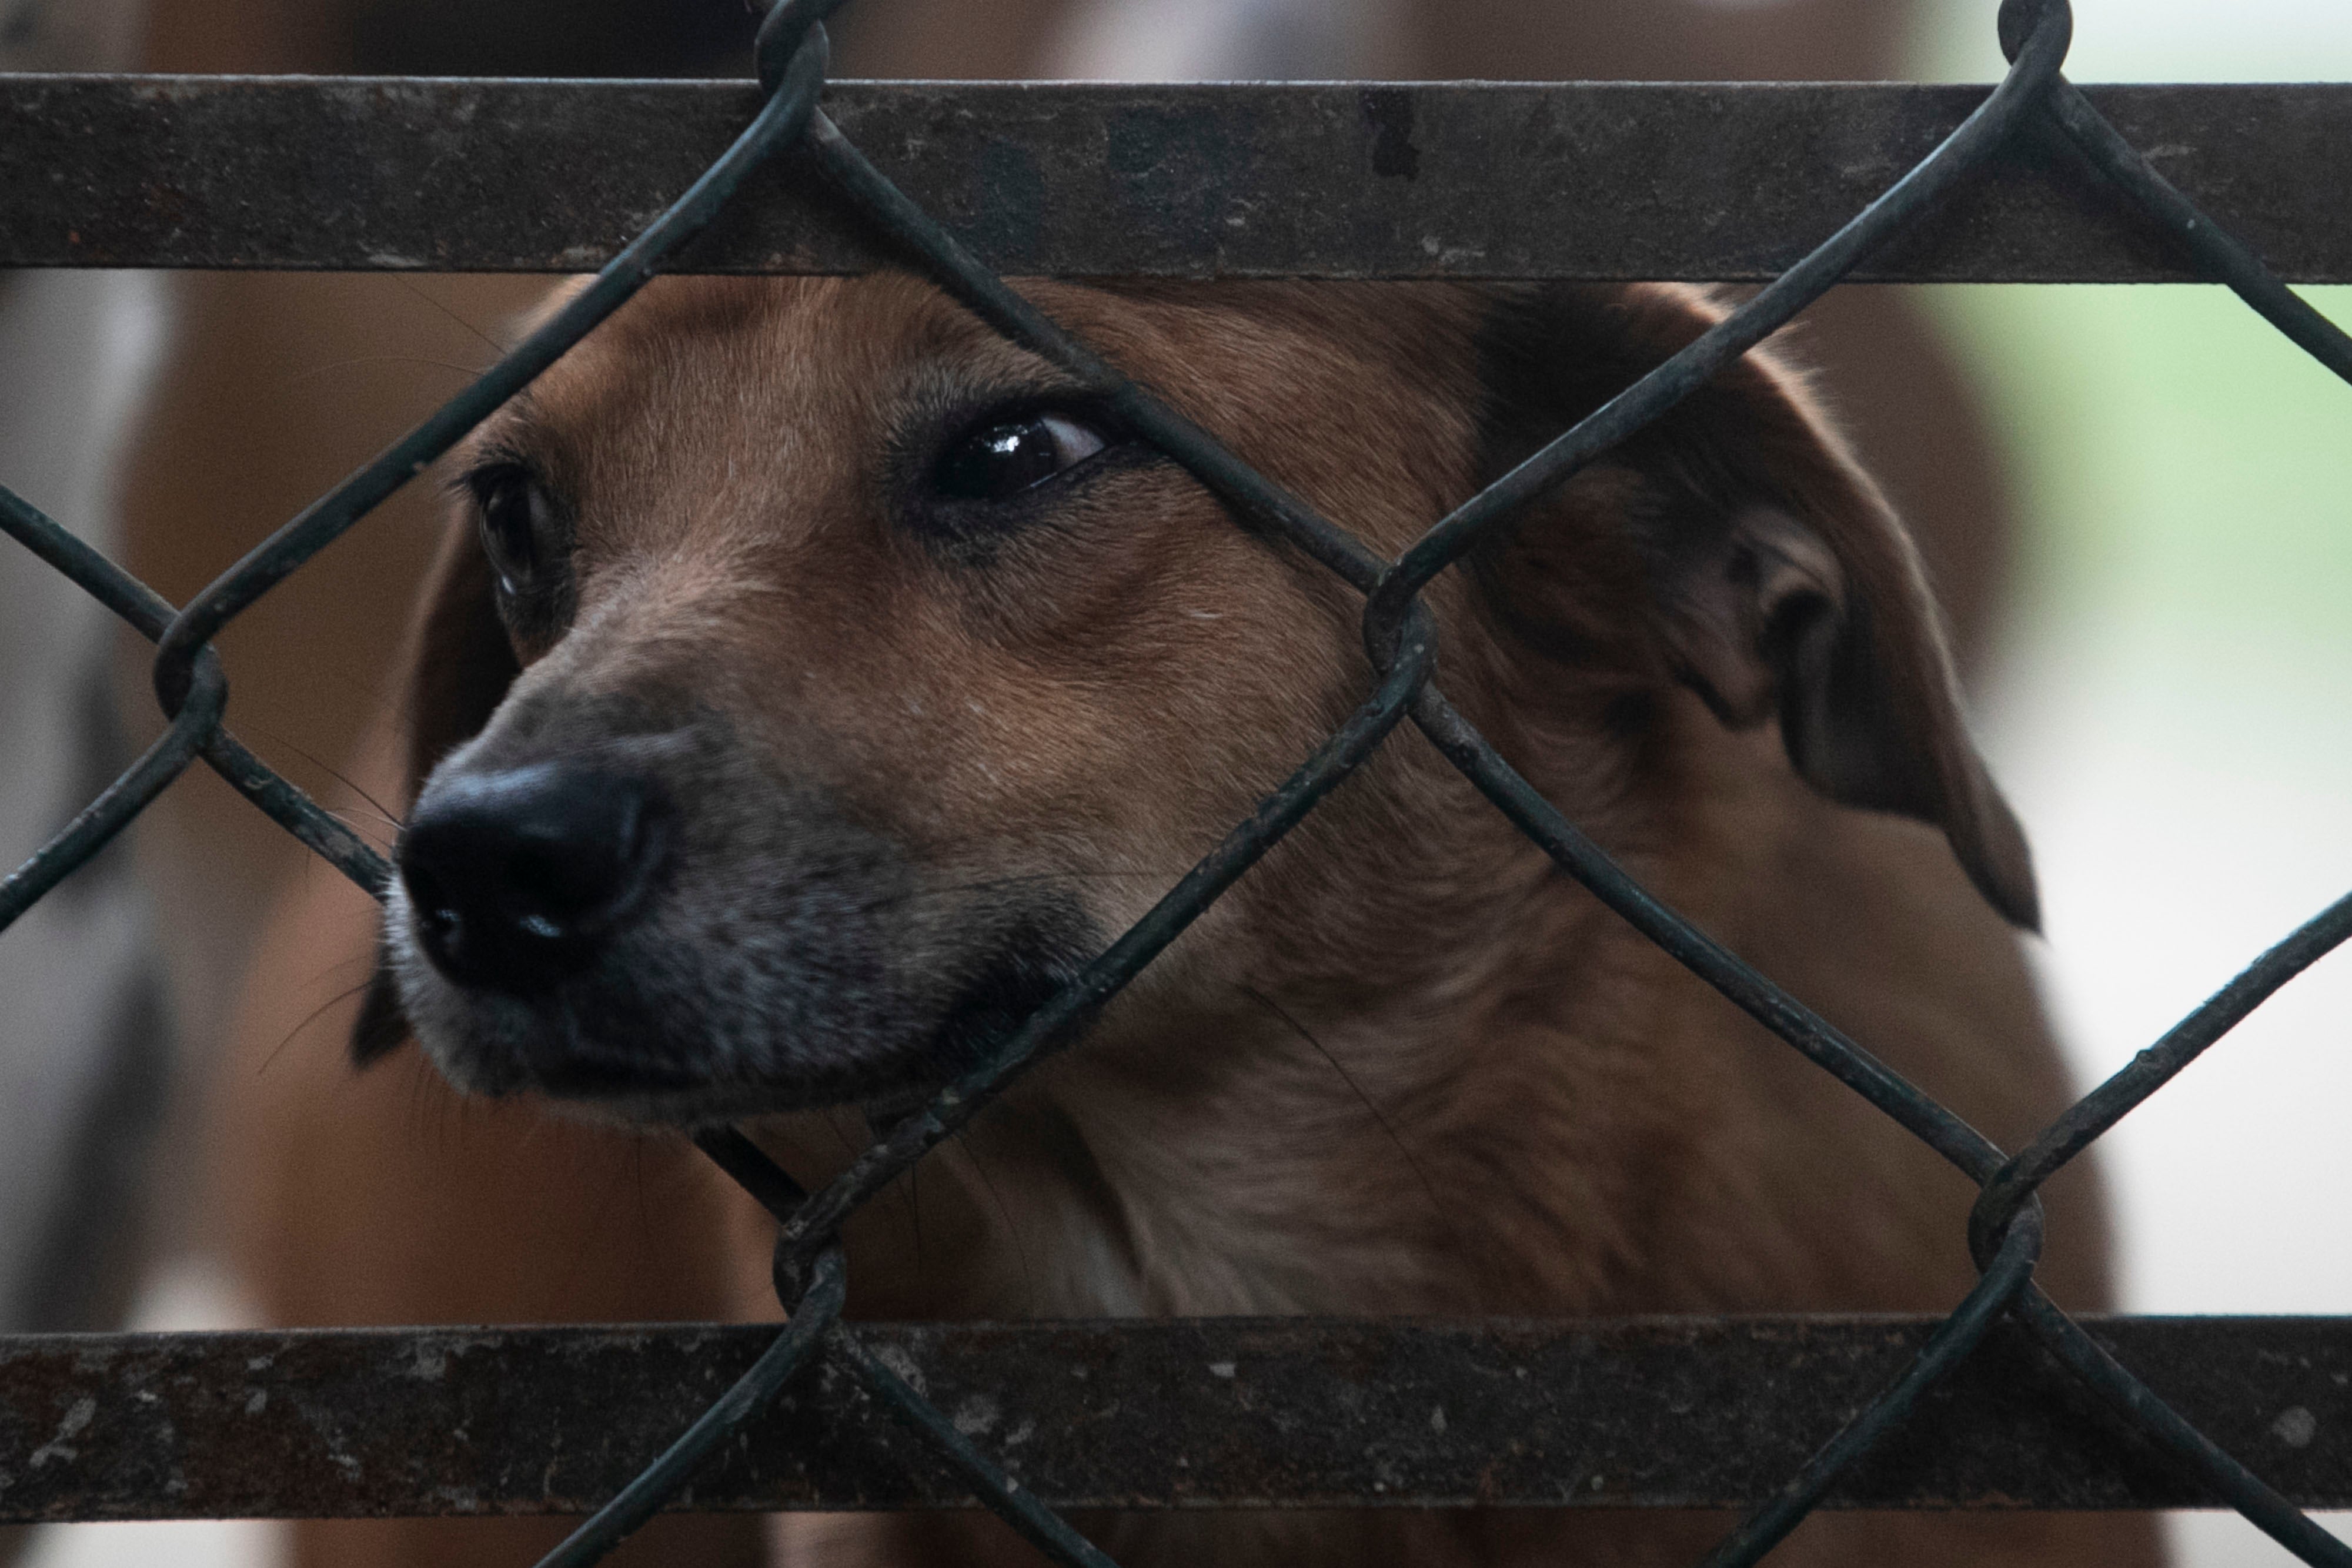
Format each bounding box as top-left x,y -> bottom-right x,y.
225,270 -> 2156,1567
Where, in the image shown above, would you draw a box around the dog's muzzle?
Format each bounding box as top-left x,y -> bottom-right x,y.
386,710 -> 1097,1119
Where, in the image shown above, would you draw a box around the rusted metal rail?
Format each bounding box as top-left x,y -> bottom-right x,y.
2,78 -> 2350,281
5,1316 -> 2349,1521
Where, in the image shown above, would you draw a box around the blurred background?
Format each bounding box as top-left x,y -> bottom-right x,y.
1910,6 -> 2352,1568
2,0 -> 2348,1564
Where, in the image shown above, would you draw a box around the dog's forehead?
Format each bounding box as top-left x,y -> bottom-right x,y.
500,273 -> 1492,447
468,273 -> 1498,569
503,273 -> 997,453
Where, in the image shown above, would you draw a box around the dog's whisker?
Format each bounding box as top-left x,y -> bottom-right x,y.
948,1125 -> 1040,1315
281,353 -> 494,390
323,807 -> 403,846
831,1107 -> 927,1261
224,723 -> 409,835
390,274 -> 515,363
258,976 -> 379,1076
1236,983 -> 1469,1272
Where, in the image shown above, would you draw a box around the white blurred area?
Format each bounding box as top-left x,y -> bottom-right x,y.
1917,0 -> 2352,1563
1919,0 -> 2352,84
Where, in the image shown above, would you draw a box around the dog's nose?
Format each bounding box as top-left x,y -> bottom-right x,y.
397,764 -> 674,994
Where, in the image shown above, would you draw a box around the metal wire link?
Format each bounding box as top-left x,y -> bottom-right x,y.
5,0 -> 2352,1562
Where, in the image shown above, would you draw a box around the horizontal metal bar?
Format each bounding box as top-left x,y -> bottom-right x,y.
4,1316 -> 2347,1520
2,78 -> 2350,281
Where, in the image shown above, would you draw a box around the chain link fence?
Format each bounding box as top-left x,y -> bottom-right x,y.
5,0 -> 2352,1562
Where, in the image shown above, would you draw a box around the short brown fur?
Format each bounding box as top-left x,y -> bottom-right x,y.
239,273 -> 2156,1567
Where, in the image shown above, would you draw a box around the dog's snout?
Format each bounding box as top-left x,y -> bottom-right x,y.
398,764 -> 674,994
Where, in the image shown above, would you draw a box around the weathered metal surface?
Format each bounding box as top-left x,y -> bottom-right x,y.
3,1316 -> 2348,1522
2,77 -> 2350,281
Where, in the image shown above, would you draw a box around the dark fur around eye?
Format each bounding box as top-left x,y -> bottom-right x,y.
893,398 -> 1154,567
460,459 -> 574,640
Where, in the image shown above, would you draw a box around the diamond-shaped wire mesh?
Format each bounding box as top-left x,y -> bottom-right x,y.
5,0 -> 2352,1563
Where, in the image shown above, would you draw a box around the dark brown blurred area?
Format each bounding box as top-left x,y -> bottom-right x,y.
146,0 -> 753,73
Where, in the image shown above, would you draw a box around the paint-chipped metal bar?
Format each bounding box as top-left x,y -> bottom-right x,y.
4,76 -> 2352,282
5,1316 -> 2350,1522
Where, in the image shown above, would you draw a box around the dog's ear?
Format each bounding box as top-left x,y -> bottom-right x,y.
1471,283 -> 2037,929
351,511 -> 522,1066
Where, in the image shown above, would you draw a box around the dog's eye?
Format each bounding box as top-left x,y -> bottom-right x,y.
471,464 -> 560,599
933,413 -> 1107,503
